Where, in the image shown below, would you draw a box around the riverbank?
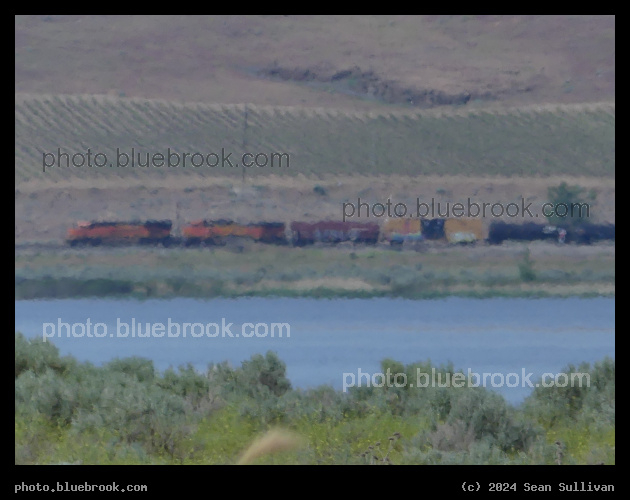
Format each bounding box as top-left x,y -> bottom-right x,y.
15,240 -> 615,300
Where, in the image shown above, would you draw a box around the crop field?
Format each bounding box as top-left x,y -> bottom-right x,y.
15,94 -> 614,186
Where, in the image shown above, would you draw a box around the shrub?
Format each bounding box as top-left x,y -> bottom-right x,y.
546,182 -> 596,228
105,357 -> 155,383
445,389 -> 540,452
518,248 -> 536,282
234,351 -> 292,398
158,364 -> 221,414
73,374 -> 195,459
15,332 -> 74,378
522,358 -> 615,428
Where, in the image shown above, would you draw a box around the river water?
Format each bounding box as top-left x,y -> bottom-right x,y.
15,296 -> 614,405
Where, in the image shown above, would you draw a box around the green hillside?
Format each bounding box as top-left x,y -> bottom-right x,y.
15,94 -> 615,185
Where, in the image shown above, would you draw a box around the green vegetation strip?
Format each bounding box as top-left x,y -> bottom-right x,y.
15,333 -> 614,465
15,244 -> 615,299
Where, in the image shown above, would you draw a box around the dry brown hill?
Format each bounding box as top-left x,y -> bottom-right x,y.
15,15 -> 614,110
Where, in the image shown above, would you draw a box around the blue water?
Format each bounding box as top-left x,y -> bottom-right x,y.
15,297 -> 614,405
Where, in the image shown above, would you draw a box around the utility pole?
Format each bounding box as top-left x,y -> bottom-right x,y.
242,103 -> 248,185
175,199 -> 181,240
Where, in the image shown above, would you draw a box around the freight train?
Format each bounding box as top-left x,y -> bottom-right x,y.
65,218 -> 614,247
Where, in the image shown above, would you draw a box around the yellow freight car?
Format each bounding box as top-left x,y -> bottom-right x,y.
444,218 -> 483,244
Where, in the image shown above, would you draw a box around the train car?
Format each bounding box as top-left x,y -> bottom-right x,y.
182,220 -> 286,245
290,221 -> 379,246
487,221 -> 560,245
420,218 -> 446,240
251,222 -> 287,244
66,220 -> 173,246
444,218 -> 483,244
381,218 -> 423,246
565,223 -> 615,244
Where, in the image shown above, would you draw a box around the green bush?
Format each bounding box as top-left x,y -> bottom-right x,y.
15,332 -> 74,378
16,369 -> 79,425
546,182 -> 596,228
522,358 -> 614,427
158,364 -> 221,414
105,357 -> 156,383
518,249 -> 537,282
233,351 -> 292,398
445,389 -> 540,452
14,335 -> 614,464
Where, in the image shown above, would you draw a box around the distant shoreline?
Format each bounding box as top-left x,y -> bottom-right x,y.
15,242 -> 615,300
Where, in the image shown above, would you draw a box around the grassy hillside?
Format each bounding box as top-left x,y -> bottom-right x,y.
15,94 -> 614,186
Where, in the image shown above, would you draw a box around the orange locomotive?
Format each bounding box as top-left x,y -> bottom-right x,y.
182,220 -> 286,246
66,220 -> 173,246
